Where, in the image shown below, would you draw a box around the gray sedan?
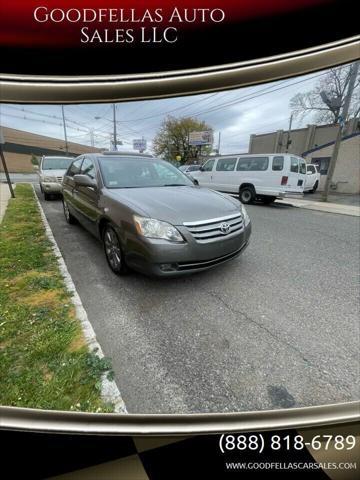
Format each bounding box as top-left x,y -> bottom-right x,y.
62,153 -> 251,276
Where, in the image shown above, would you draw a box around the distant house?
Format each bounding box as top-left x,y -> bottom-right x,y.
0,127 -> 101,173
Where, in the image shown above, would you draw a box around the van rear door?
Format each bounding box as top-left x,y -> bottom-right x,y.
287,156 -> 306,193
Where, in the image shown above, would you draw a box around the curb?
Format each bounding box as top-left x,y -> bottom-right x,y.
275,199 -> 360,217
32,186 -> 127,413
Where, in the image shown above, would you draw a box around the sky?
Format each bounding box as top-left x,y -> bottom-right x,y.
0,67 -> 339,155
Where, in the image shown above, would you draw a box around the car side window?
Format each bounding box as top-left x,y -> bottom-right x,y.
81,158 -> 96,180
202,159 -> 215,172
307,165 -> 315,174
272,156 -> 284,171
290,157 -> 299,173
216,158 -> 237,171
67,158 -> 83,177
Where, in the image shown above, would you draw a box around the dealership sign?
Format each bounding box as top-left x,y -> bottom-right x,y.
189,131 -> 213,146
133,138 -> 147,151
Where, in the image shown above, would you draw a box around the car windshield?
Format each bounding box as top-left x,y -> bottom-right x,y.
99,157 -> 194,189
42,157 -> 73,170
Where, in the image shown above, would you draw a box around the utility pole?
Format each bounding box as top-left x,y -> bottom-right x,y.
218,131 -> 221,155
285,114 -> 293,152
322,61 -> 359,201
0,127 -> 15,198
89,129 -> 95,147
113,104 -> 117,151
61,105 -> 69,155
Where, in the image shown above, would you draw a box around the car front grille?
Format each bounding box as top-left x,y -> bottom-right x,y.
183,213 -> 243,243
56,176 -> 63,183
177,241 -> 248,270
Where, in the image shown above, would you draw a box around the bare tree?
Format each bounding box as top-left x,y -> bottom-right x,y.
290,64 -> 360,124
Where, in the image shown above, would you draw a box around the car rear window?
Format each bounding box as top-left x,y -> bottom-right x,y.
42,157 -> 73,170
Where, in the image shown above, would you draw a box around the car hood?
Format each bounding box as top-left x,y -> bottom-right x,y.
107,186 -> 240,224
40,169 -> 67,177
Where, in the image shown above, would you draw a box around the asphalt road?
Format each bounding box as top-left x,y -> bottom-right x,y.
35,188 -> 360,414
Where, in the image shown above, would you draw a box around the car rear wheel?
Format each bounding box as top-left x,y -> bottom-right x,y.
103,225 -> 128,275
63,199 -> 77,224
239,186 -> 255,204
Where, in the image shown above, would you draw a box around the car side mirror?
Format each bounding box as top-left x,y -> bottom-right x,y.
73,174 -> 97,189
193,178 -> 199,186
199,166 -> 204,171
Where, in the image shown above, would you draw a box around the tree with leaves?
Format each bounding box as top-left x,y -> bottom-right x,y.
290,64 -> 360,124
152,116 -> 213,164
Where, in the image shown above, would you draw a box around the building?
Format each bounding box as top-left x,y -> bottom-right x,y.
303,133 -> 360,194
248,119 -> 360,194
0,127 -> 101,173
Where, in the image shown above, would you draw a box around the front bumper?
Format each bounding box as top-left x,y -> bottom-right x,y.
125,222 -> 251,277
40,182 -> 63,194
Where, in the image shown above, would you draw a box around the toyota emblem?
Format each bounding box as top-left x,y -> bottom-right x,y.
220,222 -> 231,234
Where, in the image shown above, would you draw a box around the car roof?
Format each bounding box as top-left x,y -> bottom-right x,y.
89,151 -> 154,158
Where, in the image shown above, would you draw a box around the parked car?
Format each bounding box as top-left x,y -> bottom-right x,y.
304,163 -> 320,193
179,164 -> 201,174
38,155 -> 74,200
62,153 -> 251,277
191,154 -> 307,204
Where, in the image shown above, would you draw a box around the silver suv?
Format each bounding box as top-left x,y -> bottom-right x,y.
62,153 -> 251,277
38,156 -> 74,200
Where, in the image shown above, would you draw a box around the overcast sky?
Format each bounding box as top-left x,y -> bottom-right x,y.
0,68 -> 335,155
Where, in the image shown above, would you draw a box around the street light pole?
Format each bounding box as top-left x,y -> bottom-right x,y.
61,105 -> 69,155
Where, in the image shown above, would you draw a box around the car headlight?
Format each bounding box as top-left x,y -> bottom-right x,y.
133,215 -> 184,242
239,203 -> 250,226
42,175 -> 57,182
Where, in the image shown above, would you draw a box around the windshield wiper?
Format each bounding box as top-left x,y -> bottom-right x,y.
162,184 -> 188,187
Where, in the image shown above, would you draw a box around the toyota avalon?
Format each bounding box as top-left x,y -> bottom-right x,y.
62,153 -> 251,276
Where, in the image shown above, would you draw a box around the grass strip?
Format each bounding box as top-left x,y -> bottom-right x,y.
0,184 -> 114,412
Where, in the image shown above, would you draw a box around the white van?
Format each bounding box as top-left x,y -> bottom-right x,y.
191,154 -> 307,204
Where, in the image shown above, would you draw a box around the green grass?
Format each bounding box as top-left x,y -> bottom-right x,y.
0,184 -> 114,412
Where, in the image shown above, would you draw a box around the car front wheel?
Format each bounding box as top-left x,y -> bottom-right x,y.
63,199 -> 77,224
310,181 -> 319,193
103,225 -> 128,275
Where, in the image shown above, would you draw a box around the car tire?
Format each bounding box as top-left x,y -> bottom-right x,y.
239,186 -> 255,204
62,199 -> 77,224
310,181 -> 318,193
262,196 -> 276,205
44,192 -> 51,201
103,224 -> 128,275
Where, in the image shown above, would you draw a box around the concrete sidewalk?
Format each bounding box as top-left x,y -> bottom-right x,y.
277,195 -> 360,217
0,183 -> 14,223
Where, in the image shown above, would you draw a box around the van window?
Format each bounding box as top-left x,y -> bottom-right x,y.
236,156 -> 269,171
290,157 -> 299,173
67,158 -> 83,177
202,159 -> 215,172
272,156 -> 284,171
216,158 -> 237,171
